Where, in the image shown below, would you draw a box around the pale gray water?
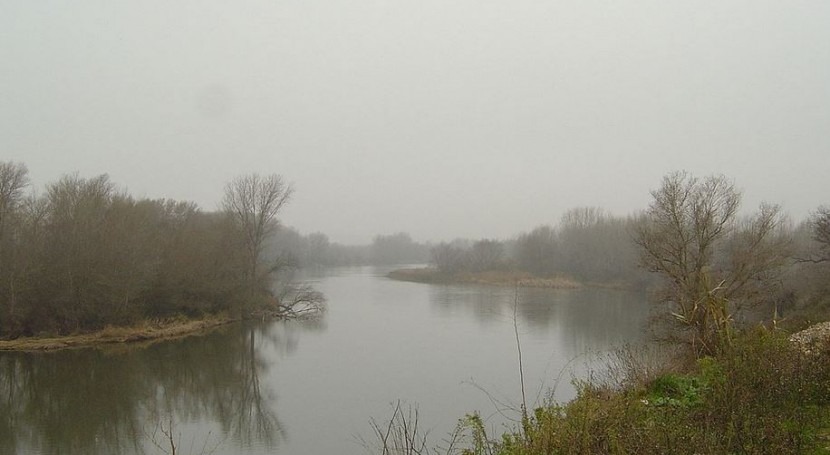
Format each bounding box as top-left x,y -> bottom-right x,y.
0,266 -> 650,455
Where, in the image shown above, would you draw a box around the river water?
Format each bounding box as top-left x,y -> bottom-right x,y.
0,266 -> 650,455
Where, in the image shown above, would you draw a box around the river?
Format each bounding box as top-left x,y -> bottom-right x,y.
0,266 -> 650,455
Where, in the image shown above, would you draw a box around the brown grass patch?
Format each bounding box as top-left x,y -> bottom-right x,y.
387,267 -> 447,283
387,268 -> 582,289
0,315 -> 236,352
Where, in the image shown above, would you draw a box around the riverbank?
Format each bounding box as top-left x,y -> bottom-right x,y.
0,315 -> 237,352
372,326 -> 830,455
498,327 -> 830,454
387,267 -> 583,289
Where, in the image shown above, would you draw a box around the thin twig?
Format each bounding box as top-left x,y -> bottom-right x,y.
513,285 -> 528,424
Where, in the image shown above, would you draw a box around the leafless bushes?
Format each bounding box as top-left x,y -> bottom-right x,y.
581,343 -> 692,394
0,163 -> 321,338
363,401 -> 433,455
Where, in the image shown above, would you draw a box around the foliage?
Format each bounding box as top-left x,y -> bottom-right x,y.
645,373 -> 705,408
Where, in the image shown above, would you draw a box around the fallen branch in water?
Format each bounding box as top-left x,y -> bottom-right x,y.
279,284 -> 326,318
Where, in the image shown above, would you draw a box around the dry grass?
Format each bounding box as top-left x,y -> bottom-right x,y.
387,268 -> 582,289
387,268 -> 449,283
0,315 -> 236,352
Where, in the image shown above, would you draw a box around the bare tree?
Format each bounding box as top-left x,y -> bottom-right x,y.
371,232 -> 427,265
0,162 -> 29,230
797,205 -> 830,264
814,206 -> 830,254
635,171 -> 789,354
515,225 -> 558,276
0,162 -> 30,333
0,162 -> 29,261
430,242 -> 467,275
560,206 -> 608,230
467,239 -> 505,272
222,174 -> 294,299
42,174 -> 121,329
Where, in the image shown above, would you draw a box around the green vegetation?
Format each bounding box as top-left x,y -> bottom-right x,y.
449,329 -> 830,455
0,161 -> 320,342
369,330 -> 830,455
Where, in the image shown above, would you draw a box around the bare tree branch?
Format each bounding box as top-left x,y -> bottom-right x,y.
222,174 -> 294,303
634,172 -> 789,355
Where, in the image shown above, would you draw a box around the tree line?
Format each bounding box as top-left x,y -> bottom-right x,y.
0,162 -> 304,339
427,172 -> 829,346
268,230 -> 430,268
430,207 -> 645,284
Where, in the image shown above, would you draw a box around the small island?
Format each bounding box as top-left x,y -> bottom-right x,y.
388,267 -> 582,288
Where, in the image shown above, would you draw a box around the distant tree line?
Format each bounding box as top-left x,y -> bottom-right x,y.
0,162 -> 301,339
268,230 -> 430,268
426,174 -> 829,331
429,207 -> 645,285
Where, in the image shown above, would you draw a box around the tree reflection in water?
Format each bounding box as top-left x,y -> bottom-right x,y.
0,322 -> 304,455
428,285 -> 650,351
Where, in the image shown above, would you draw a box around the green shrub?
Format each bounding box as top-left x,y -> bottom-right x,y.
464,329 -> 830,455
369,329 -> 830,455
646,373 -> 706,408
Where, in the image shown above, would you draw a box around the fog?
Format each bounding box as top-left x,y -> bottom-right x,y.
2,1 -> 828,244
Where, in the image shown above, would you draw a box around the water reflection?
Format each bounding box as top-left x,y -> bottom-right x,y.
0,323 -> 301,455
0,268 -> 651,455
428,285 -> 650,350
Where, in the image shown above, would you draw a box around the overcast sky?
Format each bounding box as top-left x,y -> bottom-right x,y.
2,1 -> 828,244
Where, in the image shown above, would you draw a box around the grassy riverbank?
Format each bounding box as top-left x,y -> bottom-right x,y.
387,267 -> 582,289
372,327 -> 830,455
0,315 -> 236,352
496,329 -> 830,454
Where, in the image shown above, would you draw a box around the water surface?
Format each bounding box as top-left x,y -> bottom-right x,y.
0,266 -> 650,454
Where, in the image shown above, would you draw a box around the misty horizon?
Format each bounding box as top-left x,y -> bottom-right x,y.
3,1 -> 828,244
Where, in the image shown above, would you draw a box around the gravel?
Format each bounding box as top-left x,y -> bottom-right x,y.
789,321 -> 830,354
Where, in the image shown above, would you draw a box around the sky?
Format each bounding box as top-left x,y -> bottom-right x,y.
2,1 -> 829,244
